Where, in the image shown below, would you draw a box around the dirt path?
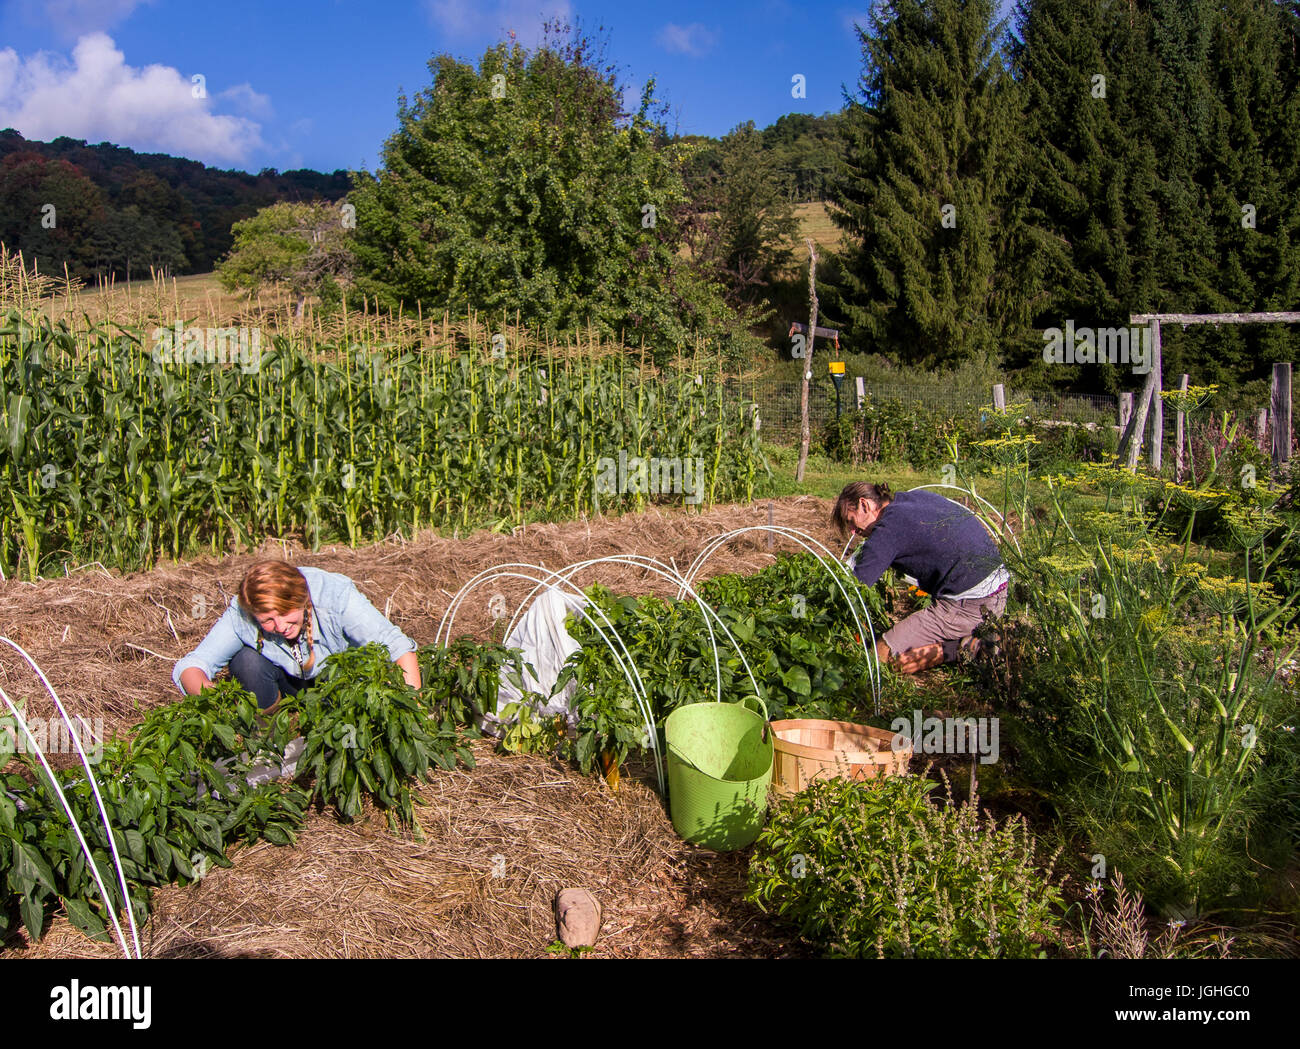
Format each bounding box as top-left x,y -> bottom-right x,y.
1,496 -> 837,959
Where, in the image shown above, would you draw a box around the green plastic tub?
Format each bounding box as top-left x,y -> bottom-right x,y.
664,696 -> 773,851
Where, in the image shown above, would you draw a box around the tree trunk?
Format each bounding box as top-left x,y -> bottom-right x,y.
795,241 -> 818,484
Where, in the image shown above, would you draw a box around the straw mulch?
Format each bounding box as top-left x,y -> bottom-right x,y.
0,497 -> 834,959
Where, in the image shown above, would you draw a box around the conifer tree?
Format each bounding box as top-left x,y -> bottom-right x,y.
828,0 -> 1024,369
1012,0 -> 1300,387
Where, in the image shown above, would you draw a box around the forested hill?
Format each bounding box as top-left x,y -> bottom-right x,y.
0,116 -> 839,284
678,112 -> 843,204
0,129 -> 350,280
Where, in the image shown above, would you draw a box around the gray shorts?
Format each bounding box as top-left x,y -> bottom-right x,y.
882,587 -> 1007,655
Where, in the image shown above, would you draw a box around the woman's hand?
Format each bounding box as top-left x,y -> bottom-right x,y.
179,666 -> 214,694
396,651 -> 421,690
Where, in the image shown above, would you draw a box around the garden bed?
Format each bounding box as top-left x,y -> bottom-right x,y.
0,496 -> 833,958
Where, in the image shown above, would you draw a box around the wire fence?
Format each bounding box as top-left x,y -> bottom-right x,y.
725,375 -> 1120,444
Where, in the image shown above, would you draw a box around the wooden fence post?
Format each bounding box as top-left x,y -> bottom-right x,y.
992,383 -> 1006,412
1119,392 -> 1134,435
1174,374 -> 1189,482
1150,321 -> 1164,471
855,376 -> 865,410
1272,362 -> 1292,468
1123,321 -> 1161,470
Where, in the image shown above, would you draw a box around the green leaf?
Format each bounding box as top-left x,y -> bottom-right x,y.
63,897 -> 109,942
191,814 -> 223,853
13,841 -> 58,895
19,891 -> 45,941
211,723 -> 238,752
123,829 -> 148,866
326,748 -> 346,790
780,665 -> 812,697
149,833 -> 173,875
170,844 -> 196,880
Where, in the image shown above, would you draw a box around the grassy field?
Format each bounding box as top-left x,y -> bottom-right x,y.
39,270 -> 296,328
756,443 -> 931,503
792,201 -> 841,260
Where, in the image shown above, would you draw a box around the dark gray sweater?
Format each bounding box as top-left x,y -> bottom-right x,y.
851,489 -> 1004,598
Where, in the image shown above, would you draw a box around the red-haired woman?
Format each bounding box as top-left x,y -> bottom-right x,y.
173,561 -> 420,709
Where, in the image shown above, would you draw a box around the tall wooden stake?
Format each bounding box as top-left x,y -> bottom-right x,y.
1174,373 -> 1189,482
795,240 -> 818,484
1272,362 -> 1292,468
1150,323 -> 1164,471
1121,319 -> 1161,470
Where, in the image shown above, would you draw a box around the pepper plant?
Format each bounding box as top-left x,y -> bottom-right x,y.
293,645 -> 473,830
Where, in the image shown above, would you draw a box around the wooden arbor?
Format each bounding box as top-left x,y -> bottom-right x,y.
1119,312 -> 1299,471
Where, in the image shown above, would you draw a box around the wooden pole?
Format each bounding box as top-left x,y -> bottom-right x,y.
1119,392 -> 1133,435
1122,320 -> 1160,470
1131,311 -> 1300,325
855,376 -> 865,410
992,383 -> 1006,412
1150,323 -> 1163,471
1174,374 -> 1189,482
1272,362 -> 1292,468
795,240 -> 818,484
1255,407 -> 1268,451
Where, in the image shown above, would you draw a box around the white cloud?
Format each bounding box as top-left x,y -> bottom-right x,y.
14,0 -> 155,39
656,23 -> 717,57
219,82 -> 273,119
423,0 -> 574,46
0,33 -> 265,165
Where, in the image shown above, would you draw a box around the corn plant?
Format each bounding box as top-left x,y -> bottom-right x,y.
0,308 -> 765,579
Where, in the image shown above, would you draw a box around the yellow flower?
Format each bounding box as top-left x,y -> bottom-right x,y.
1038,548 -> 1096,577
1161,480 -> 1230,511
1159,384 -> 1219,416
1220,503 -> 1283,549
1196,575 -> 1281,616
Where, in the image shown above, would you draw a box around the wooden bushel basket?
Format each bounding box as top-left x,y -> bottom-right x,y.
769,718 -> 911,798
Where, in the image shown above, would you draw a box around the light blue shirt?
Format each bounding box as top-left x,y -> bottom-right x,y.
172,567 -> 416,692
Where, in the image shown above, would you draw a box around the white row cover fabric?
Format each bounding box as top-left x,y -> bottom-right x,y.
486,586 -> 588,732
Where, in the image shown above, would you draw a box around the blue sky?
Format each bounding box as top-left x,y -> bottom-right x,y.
0,0 -> 1019,175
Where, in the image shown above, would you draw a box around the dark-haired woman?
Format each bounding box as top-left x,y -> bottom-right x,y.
173,561 -> 420,709
832,482 -> 1008,673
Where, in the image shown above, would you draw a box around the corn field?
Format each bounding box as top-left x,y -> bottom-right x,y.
0,307 -> 764,580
